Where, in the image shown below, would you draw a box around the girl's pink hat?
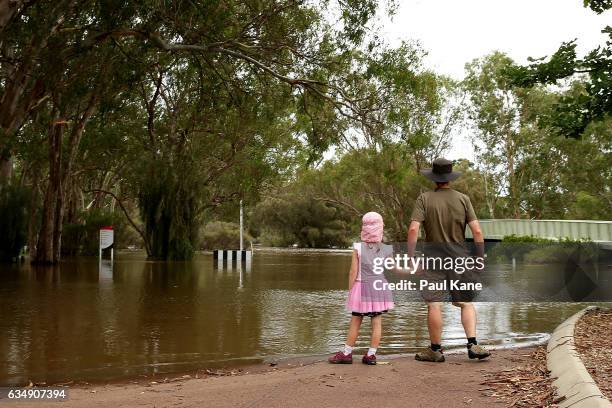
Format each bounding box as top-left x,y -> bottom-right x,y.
361,212 -> 384,243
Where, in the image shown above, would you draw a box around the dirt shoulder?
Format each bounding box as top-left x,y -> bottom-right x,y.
574,307 -> 612,401
481,346 -> 561,407
11,347 -> 543,408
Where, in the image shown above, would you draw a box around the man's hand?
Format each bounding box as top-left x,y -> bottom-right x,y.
468,219 -> 485,258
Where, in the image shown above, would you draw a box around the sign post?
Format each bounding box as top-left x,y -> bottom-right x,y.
99,226 -> 114,263
240,200 -> 244,251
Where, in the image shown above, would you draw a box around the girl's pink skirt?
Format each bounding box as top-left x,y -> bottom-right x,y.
346,280 -> 394,314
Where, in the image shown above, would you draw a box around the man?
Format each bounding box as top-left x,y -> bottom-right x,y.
408,158 -> 491,362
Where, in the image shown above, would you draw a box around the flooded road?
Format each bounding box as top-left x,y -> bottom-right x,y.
0,249 -> 595,386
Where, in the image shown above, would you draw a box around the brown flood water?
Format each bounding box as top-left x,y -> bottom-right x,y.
0,249 -> 595,386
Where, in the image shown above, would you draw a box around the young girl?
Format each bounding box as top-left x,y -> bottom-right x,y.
329,212 -> 395,365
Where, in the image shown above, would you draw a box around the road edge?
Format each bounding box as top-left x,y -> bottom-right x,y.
547,306 -> 612,408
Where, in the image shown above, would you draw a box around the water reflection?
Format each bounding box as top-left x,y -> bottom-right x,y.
0,250 -> 601,386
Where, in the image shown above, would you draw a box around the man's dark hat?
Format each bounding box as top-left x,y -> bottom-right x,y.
420,158 -> 462,183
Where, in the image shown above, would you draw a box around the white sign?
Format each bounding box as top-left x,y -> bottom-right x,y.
100,227 -> 114,249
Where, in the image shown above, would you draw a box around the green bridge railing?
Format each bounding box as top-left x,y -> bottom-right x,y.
466,219 -> 612,242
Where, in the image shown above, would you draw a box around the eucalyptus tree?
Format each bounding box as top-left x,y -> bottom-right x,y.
465,51 -> 610,220
3,0 -> 398,261
252,146 -> 488,244
250,40 -> 469,243
127,56 -> 306,259
504,0 -> 611,139
355,43 -> 462,170
463,52 -> 554,218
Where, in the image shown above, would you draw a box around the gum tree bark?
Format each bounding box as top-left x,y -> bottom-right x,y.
32,95 -> 97,264
52,97 -> 97,261
34,117 -> 63,263
0,1 -> 66,186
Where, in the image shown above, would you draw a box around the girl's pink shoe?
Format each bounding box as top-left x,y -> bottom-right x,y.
328,351 -> 353,364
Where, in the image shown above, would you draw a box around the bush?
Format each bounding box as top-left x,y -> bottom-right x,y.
501,234 -> 554,243
200,221 -> 252,250
250,196 -> 353,248
62,209 -> 143,256
0,185 -> 30,262
256,228 -> 295,247
492,234 -> 594,263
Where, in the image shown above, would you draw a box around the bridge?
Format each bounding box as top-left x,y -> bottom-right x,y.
465,219 -> 612,243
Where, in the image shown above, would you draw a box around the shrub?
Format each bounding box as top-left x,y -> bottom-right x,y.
250,196 -> 353,248
200,221 -> 252,250
492,234 -> 594,263
0,185 -> 30,262
62,209 -> 144,256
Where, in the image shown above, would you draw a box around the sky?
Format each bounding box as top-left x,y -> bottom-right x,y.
378,0 -> 611,161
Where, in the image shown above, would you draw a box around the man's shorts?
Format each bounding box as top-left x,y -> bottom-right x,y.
419,268 -> 481,303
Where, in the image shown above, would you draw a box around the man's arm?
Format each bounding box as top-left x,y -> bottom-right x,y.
407,220 -> 421,257
468,219 -> 485,258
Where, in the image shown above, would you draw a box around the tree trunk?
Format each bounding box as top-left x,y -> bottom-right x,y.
33,120 -> 62,264
0,0 -> 31,35
0,151 -> 11,181
26,171 -> 40,258
483,173 -> 495,219
52,167 -> 64,262
0,3 -> 64,187
53,96 -> 97,259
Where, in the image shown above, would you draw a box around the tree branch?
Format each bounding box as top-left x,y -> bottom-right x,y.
84,188 -> 151,256
313,196 -> 361,215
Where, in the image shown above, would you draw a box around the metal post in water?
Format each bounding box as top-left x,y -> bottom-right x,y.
240,199 -> 244,252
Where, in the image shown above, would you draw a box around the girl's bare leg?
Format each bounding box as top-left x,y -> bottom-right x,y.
370,315 -> 382,348
346,315 -> 363,346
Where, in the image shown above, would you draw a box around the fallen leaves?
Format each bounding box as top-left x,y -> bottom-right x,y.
480,347 -> 561,408
574,308 -> 612,400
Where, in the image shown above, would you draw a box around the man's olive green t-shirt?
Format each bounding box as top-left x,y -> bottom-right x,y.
410,188 -> 477,243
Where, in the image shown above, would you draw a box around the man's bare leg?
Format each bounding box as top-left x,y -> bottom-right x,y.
453,302 -> 490,359
415,302 -> 446,362
453,302 -> 476,338
427,302 -> 443,344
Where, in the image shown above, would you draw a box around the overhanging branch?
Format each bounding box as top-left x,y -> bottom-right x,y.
84,188 -> 151,256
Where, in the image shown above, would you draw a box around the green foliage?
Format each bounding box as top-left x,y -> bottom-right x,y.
252,196 -> 353,248
0,185 -> 30,261
464,52 -> 611,220
504,1 -> 612,138
522,238 -> 595,264
297,145 -> 427,240
502,234 -> 591,243
495,234 -> 594,263
253,144 -> 488,244
571,191 -> 610,220
522,246 -> 577,264
4,0 -> 609,263
138,160 -> 199,261
584,0 -> 612,13
501,234 -> 554,243
200,222 -> 252,250
61,209 -> 140,256
3,0 -> 397,261
463,52 -> 542,218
